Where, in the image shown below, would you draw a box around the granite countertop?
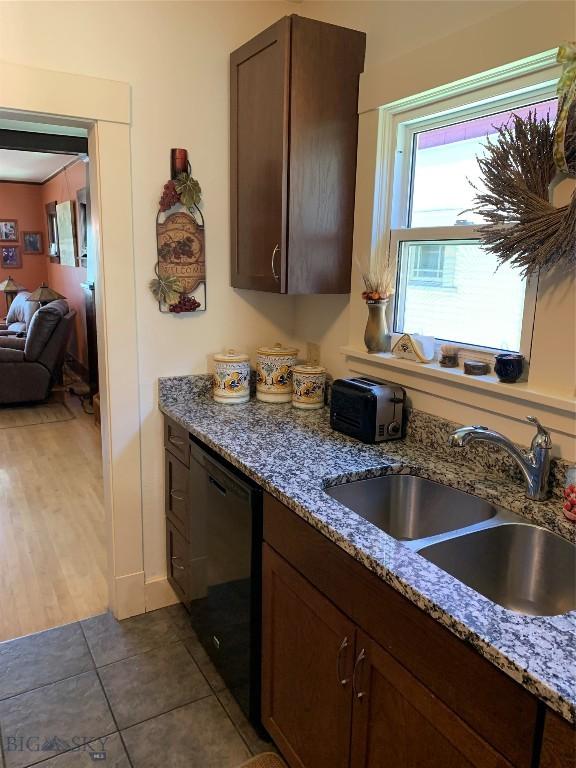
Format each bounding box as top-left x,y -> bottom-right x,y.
159,375 -> 576,723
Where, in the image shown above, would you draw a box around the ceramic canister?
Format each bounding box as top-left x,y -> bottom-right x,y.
256,343 -> 299,403
292,364 -> 326,410
213,350 -> 251,404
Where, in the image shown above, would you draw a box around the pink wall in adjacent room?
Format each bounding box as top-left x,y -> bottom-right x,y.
41,160 -> 88,366
0,183 -> 48,315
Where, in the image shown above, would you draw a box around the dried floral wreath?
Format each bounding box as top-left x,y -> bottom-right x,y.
470,43 -> 576,277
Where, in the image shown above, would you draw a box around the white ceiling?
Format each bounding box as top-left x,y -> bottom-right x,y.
0,149 -> 79,183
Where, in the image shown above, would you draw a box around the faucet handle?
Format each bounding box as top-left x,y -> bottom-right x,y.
526,416 -> 552,450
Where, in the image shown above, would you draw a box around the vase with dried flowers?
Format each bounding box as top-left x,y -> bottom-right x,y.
357,252 -> 395,353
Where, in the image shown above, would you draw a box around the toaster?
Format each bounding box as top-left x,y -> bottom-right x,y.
330,377 -> 406,443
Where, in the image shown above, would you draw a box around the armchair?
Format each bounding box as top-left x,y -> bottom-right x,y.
0,291 -> 40,336
0,299 -> 76,405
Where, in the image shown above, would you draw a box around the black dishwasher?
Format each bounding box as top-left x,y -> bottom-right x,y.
187,437 -> 263,730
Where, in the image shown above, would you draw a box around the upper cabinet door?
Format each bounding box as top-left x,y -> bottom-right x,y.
287,16 -> 365,294
230,15 -> 365,294
230,17 -> 290,293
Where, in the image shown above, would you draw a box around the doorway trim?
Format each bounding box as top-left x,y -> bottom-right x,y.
1,59 -> 145,619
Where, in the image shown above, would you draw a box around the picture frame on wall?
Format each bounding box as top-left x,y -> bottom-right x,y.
1,246 -> 21,268
0,220 -> 18,242
46,201 -> 59,263
22,231 -> 44,254
56,200 -> 78,267
76,187 -> 88,269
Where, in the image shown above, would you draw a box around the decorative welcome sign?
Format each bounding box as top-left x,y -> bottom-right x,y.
150,149 -> 206,313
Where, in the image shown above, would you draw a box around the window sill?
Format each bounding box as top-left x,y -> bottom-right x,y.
340,346 -> 575,417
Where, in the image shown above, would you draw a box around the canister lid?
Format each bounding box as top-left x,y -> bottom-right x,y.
293,364 -> 326,374
257,342 -> 299,357
213,348 -> 250,363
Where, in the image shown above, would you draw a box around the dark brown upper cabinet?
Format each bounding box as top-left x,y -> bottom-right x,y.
230,15 -> 366,294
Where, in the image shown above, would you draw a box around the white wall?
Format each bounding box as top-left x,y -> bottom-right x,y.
0,0 -> 301,592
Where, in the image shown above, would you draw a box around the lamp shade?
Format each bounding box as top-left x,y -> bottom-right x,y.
27,283 -> 66,304
0,276 -> 25,293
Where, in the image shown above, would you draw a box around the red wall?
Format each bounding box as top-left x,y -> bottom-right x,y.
0,183 -> 48,314
0,159 -> 89,367
41,160 -> 88,366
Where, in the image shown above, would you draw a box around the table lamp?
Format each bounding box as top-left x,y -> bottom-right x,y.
0,276 -> 26,311
27,283 -> 66,306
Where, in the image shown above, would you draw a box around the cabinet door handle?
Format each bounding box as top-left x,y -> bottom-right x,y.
169,435 -> 185,448
352,648 -> 367,700
336,636 -> 350,686
171,556 -> 185,571
271,244 -> 280,281
170,489 -> 186,502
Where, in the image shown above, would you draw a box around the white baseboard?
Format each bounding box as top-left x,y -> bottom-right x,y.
109,573 -> 179,620
112,571 -> 146,620
145,576 -> 180,612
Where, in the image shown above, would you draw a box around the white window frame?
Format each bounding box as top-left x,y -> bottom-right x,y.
390,227 -> 539,359
373,61 -> 558,363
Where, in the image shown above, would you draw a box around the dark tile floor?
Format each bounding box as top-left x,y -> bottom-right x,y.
0,605 -> 271,768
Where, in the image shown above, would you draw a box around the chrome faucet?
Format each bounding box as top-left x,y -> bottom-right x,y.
448,416 -> 552,501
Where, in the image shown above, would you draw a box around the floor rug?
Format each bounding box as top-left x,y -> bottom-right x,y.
0,402 -> 75,429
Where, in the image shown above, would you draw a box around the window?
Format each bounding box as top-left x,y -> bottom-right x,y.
406,244 -> 454,287
388,89 -> 557,356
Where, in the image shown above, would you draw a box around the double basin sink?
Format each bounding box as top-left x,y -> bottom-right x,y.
326,474 -> 575,617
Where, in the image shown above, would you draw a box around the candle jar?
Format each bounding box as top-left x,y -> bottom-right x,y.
292,364 -> 326,410
494,353 -> 524,383
213,350 -> 251,404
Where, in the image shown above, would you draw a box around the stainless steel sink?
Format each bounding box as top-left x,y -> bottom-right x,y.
419,524 -> 576,616
325,473 -> 576,616
325,474 -> 497,541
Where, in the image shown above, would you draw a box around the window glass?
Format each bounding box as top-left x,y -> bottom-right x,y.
409,99 -> 557,227
395,240 -> 527,351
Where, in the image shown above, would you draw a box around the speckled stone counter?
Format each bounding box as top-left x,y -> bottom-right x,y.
159,374 -> 576,723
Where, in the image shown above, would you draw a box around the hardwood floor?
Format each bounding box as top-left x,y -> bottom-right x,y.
0,395 -> 107,641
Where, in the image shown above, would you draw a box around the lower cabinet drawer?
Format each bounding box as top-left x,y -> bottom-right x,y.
165,450 -> 189,538
166,520 -> 190,605
164,416 -> 189,467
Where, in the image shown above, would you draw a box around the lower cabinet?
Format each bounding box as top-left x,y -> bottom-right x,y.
539,711 -> 576,768
262,544 -> 355,768
350,632 -> 512,768
160,426 -> 575,768
263,543 -> 513,768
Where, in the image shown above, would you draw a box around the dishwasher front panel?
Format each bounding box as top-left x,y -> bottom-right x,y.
187,439 -> 263,728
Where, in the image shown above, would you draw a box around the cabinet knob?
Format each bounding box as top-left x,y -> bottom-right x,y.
352,648 -> 367,700
271,244 -> 280,281
169,435 -> 185,447
171,556 -> 186,571
336,636 -> 350,686
170,489 -> 186,502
